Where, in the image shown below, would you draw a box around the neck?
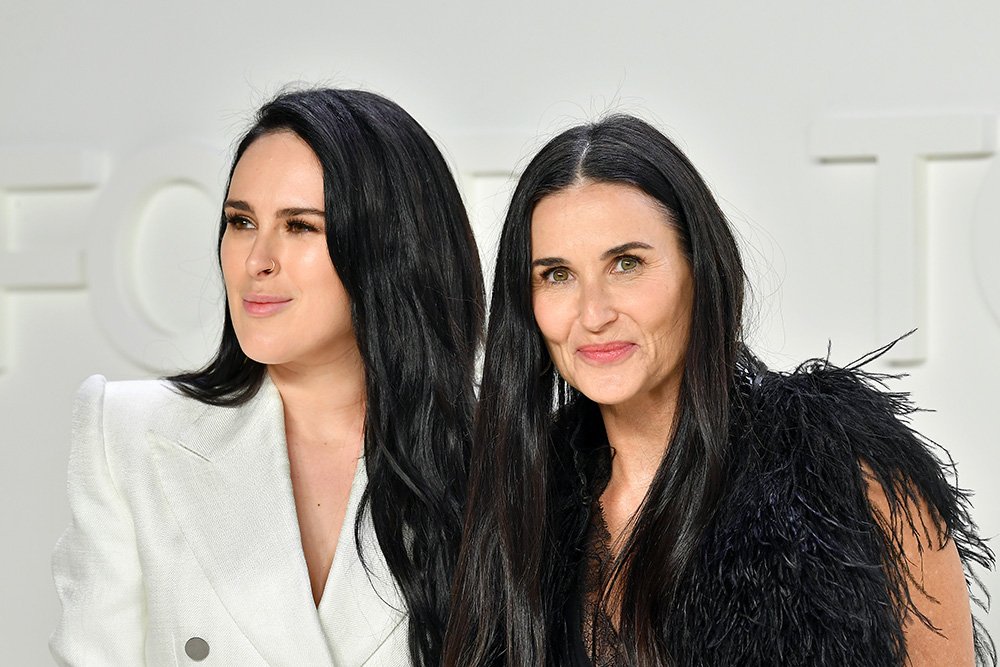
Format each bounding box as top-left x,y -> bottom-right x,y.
268,345 -> 366,452
599,381 -> 680,498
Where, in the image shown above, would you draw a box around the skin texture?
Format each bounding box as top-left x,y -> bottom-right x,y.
222,131 -> 354,370
531,181 -> 976,660
530,180 -> 693,542
221,131 -> 364,605
862,466 -> 976,666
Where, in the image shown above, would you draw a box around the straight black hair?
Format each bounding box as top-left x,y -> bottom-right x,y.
170,88 -> 485,666
444,114 -> 748,666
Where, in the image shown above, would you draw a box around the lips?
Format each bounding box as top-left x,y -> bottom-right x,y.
576,341 -> 637,364
242,295 -> 292,317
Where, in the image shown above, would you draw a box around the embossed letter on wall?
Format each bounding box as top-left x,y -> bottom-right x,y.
973,154 -> 1000,330
0,147 -> 104,371
87,143 -> 223,372
810,115 -> 996,364
0,143 -> 224,375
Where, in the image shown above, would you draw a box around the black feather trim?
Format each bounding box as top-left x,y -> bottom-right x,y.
666,339 -> 995,666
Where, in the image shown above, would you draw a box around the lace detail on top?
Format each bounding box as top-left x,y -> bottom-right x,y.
580,501 -> 627,667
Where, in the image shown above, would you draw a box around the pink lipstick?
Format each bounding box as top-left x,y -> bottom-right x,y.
576,342 -> 637,364
242,294 -> 292,317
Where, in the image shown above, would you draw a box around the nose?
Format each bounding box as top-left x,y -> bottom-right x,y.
245,232 -> 279,277
578,278 -> 617,332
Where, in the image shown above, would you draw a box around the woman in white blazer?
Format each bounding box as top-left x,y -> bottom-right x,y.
51,88 -> 485,666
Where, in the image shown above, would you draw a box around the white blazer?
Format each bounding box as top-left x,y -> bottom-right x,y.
51,374 -> 410,666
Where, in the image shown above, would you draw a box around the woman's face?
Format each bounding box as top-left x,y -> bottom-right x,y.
221,131 -> 356,368
530,181 -> 694,408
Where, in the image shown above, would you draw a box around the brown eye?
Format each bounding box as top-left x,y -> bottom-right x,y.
225,214 -> 256,230
287,219 -> 321,233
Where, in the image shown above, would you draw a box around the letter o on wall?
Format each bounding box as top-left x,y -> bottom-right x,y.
87,143 -> 225,372
973,159 -> 1000,329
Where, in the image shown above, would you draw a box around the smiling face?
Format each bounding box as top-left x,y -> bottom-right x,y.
221,130 -> 357,368
530,180 -> 694,409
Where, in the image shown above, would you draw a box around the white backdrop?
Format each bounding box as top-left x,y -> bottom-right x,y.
2,1 -> 998,663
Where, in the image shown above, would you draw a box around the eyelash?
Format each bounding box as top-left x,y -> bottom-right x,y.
224,214 -> 321,234
539,267 -> 570,284
613,255 -> 642,273
286,219 -> 321,233
538,255 -> 644,284
225,214 -> 254,230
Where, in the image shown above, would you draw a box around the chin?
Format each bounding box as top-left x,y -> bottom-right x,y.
234,335 -> 292,366
239,348 -> 285,366
570,376 -> 639,407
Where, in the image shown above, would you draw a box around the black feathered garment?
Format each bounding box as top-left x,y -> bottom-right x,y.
565,348 -> 995,667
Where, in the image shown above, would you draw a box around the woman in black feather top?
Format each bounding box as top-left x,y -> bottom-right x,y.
444,115 -> 994,666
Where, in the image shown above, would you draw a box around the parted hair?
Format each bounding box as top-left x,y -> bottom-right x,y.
170,88 -> 485,666
444,114 -> 747,666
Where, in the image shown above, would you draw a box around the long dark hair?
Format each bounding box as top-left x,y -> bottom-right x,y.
170,88 -> 485,665
444,115 -> 747,665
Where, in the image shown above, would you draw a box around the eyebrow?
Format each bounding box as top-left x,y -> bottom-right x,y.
223,199 -> 325,218
531,256 -> 566,268
601,241 -> 653,259
531,241 -> 653,268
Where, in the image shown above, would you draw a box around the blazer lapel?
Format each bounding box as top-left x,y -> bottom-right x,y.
317,464 -> 407,665
149,376 -> 334,665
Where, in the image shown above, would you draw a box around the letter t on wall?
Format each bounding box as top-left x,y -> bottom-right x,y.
809,116 -> 995,364
0,147 -> 103,371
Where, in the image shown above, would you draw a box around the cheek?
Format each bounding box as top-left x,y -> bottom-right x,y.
532,293 -> 572,346
309,264 -> 353,328
219,233 -> 243,292
634,272 -> 692,321
324,280 -> 352,324
295,242 -> 340,287
298,240 -> 332,266
645,285 -> 693,350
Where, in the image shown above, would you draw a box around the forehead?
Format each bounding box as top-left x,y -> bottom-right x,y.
530,181 -> 674,254
228,131 -> 323,199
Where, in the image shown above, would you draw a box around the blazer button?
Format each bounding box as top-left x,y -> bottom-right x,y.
185,637 -> 210,661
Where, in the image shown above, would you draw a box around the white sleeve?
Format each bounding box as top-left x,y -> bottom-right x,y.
50,375 -> 147,665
